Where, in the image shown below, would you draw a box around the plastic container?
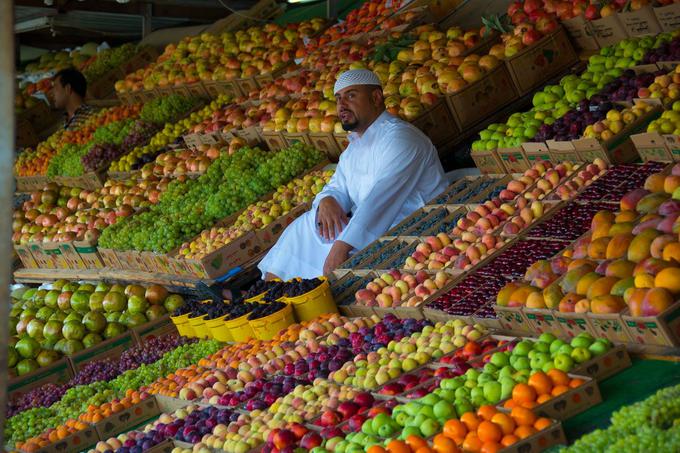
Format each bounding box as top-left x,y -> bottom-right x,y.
171,313 -> 192,337
188,314 -> 210,339
225,313 -> 255,342
283,278 -> 338,322
249,303 -> 296,340
206,314 -> 234,342
244,292 -> 266,303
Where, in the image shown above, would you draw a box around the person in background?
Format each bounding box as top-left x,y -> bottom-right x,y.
52,68 -> 95,130
258,69 -> 448,281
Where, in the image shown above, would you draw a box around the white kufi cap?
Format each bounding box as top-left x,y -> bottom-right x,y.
334,69 -> 382,95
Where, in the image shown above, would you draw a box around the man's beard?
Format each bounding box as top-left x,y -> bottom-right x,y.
341,120 -> 358,131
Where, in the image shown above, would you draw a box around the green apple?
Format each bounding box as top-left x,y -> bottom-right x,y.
513,340 -> 533,356
438,389 -> 457,403
549,339 -> 567,355
558,344 -> 574,356
377,423 -> 395,438
478,372 -> 495,384
498,365 -> 516,379
571,347 -> 592,364
570,334 -> 594,349
455,386 -> 470,400
484,363 -> 498,375
421,393 -> 439,406
500,377 -> 516,399
441,378 -> 463,390
400,426 -> 422,439
554,353 -> 574,372
471,386 -> 485,402
455,399 -> 473,417
514,356 -> 531,370
433,400 -> 455,419
361,420 -> 374,436
541,360 -> 556,373
402,358 -> 418,372
465,369 -> 481,381
483,381 -> 502,404
491,351 -> 510,367
394,411 -> 409,427
534,341 -> 550,353
530,352 -> 551,370
404,402 -> 421,417
539,333 -> 558,344
588,339 -> 610,356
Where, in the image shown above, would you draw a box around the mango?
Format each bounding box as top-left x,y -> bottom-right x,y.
615,211 -> 637,223
588,237 -> 610,259
574,298 -> 590,313
629,287 -> 675,317
543,282 -> 564,309
525,291 -> 546,309
662,242 -> 680,264
633,257 -> 671,276
606,233 -> 634,260
590,295 -> 626,314
608,222 -> 635,236
634,273 -> 655,289
610,277 -> 634,297
560,265 -> 596,294
644,173 -> 666,193
627,229 -> 661,263
509,285 -> 539,307
651,234 -> 676,259
576,272 -> 602,296
567,259 -> 596,272
635,192 -> 670,214
664,175 -> 680,194
605,259 -> 636,279
587,276 -> 620,300
496,282 -> 523,306
655,267 -> 680,294
620,188 -> 649,211
591,210 -> 616,230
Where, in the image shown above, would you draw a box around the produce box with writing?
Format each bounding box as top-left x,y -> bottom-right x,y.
9,358 -> 74,401
619,6 -> 662,37
623,301 -> 680,347
94,397 -> 160,440
631,132 -> 673,162
591,15 -> 628,48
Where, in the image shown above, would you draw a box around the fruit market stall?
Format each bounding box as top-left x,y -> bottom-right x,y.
8,0 -> 680,452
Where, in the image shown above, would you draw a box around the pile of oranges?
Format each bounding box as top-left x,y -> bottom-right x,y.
78,390 -> 148,424
145,365 -> 215,397
504,369 -> 585,410
16,419 -> 90,453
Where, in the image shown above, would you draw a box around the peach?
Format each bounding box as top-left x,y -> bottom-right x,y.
606,233 -> 634,260
507,180 -> 526,193
425,236 -> 444,251
558,292 -> 580,312
437,232 -> 452,247
590,295 -> 626,314
655,267 -> 680,294
587,236 -> 611,260
587,276 -> 620,300
376,293 -> 393,307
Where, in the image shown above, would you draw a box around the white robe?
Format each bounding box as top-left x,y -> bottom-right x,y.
258,111 -> 447,280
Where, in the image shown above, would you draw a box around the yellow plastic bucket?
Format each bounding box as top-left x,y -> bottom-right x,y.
225,313 -> 255,342
283,278 -> 338,322
245,292 -> 266,303
170,313 -> 191,337
206,314 -> 234,342
188,314 -> 210,339
249,303 -> 296,340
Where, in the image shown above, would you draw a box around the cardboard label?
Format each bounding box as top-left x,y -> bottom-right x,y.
631,132 -> 672,162
94,398 -> 160,440
562,16 -> 600,50
494,306 -> 530,333
14,243 -> 38,268
591,16 -> 627,48
472,151 -> 506,174
587,314 -> 631,344
619,7 -> 662,36
525,310 -> 564,338
654,3 -> 680,32
498,147 -> 530,173
663,134 -> 680,162
556,313 -> 592,338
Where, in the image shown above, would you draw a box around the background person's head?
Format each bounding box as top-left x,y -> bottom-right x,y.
53,68 -> 87,109
334,69 -> 384,134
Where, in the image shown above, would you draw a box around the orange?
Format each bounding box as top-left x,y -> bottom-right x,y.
462,433 -> 483,452
443,419 -> 468,441
503,399 -> 516,409
406,435 -> 429,451
510,406 -> 537,427
515,425 -> 538,439
477,405 -> 498,421
415,447 -> 433,453
537,394 -> 552,404
512,383 -> 537,404
569,378 -> 586,388
551,385 -> 570,396
461,412 -> 481,432
528,371 -> 553,395
520,401 -> 538,409
490,413 -> 516,436
501,434 -> 520,447
477,421 -> 503,443
480,442 -> 503,453
368,446 -> 388,453
547,369 -> 569,386
387,440 -> 411,453
534,417 -> 552,431
433,434 -> 460,453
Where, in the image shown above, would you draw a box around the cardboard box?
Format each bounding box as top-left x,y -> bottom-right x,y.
133,316 -> 176,343
34,425 -> 99,453
623,301 -> 680,347
562,16 -> 599,50
446,64 -> 518,130
555,311 -> 595,338
180,232 -> 262,279
591,15 -> 628,48
282,131 -> 312,147
262,130 -> 287,151
587,311 -> 632,344
631,132 -> 673,162
94,397 -> 161,440
334,132 -> 350,151
654,3 -> 680,32
505,26 -> 578,96
30,242 -> 56,269
498,147 -> 531,173
619,6 -> 662,36
88,67 -> 125,99
69,332 -> 137,374
203,80 -> 243,99
98,247 -> 122,269
257,203 -> 309,250
572,344 -> 631,380
309,132 -> 342,162
58,241 -> 85,269
74,240 -> 105,269
235,126 -> 262,145
14,243 -> 38,268
185,82 -> 209,99
144,440 -> 175,453
154,394 -> 193,413
494,305 -> 531,333
496,420 -> 566,453
522,142 -> 553,164
504,374 -> 601,420
524,308 -> 565,338
8,358 -> 73,401
410,99 -> 459,147
472,149 -> 506,174
15,175 -> 49,192
547,139 -> 580,162
663,134 -> 680,162
235,77 -> 260,97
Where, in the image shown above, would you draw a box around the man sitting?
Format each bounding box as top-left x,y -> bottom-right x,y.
258,69 -> 447,280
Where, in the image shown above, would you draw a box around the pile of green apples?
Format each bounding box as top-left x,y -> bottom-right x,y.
472,34 -> 673,152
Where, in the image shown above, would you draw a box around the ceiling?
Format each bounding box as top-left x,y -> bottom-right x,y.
14,0 -> 260,49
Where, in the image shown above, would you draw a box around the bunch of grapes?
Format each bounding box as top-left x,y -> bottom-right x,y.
140,94 -> 201,125
99,143 -> 325,252
121,120 -> 158,153
46,142 -> 88,177
6,383 -> 67,417
82,43 -> 138,82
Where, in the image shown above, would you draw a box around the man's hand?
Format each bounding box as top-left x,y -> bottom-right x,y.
323,240 -> 353,276
317,196 -> 348,241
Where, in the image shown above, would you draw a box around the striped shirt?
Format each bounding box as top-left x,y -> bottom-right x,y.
64,104 -> 96,131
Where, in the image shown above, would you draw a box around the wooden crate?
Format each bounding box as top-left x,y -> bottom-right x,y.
472,149 -> 506,174
410,99 -> 459,147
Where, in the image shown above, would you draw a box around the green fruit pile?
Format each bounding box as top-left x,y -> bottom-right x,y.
562,382 -> 680,453
9,281 -> 184,376
140,94 -> 202,125
82,43 -> 139,83
100,142 -> 325,252
472,34 -> 672,151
